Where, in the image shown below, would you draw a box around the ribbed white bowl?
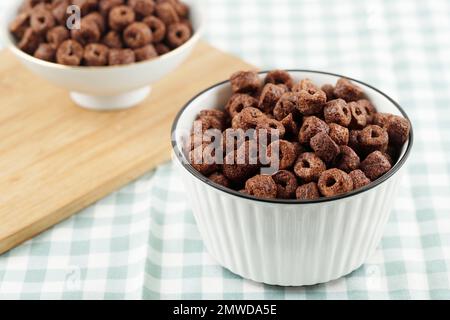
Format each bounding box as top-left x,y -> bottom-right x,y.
171,71 -> 413,286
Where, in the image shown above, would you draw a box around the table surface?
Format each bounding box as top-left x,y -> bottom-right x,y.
1,0 -> 450,299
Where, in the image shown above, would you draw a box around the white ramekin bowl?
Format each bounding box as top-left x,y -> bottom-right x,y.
1,0 -> 203,110
171,70 -> 413,286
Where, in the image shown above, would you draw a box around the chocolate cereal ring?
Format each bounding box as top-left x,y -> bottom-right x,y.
108,48 -> 136,65
265,70 -> 294,89
360,151 -> 392,181
30,6 -> 55,35
56,39 -> 84,66
128,0 -> 155,17
34,43 -> 55,62
102,31 -> 123,49
318,168 -> 354,197
142,15 -> 166,42
245,175 -> 278,199
134,44 -> 158,61
123,22 -> 153,49
109,5 -> 136,31
349,169 -> 371,190
71,19 -> 101,46
230,71 -> 261,94
46,26 -> 69,49
298,116 -> 329,145
272,170 -> 298,199
294,152 -> 326,183
296,182 -> 320,200
167,22 -> 191,48
83,43 -> 109,66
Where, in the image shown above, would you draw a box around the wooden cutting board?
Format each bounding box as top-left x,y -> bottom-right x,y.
0,41 -> 253,254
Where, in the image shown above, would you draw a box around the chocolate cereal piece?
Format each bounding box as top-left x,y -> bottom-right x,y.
230,71 -> 261,94
167,23 -> 192,48
291,142 -> 305,158
281,113 -> 299,138
170,0 -> 190,18
273,92 -> 299,121
296,182 -> 320,200
373,113 -> 392,128
71,19 -> 101,46
18,28 -> 41,54
359,125 -> 388,154
318,168 -> 354,197
385,115 -> 410,146
298,116 -> 329,145
102,31 -> 123,49
30,6 -> 55,35
334,78 -> 364,102
348,101 -> 368,129
56,39 -> 84,66
357,99 -> 377,124
294,152 -> 326,182
310,132 -> 340,164
51,0 -> 70,25
328,123 -> 349,146
128,0 -> 155,17
231,107 -> 264,131
349,170 -> 371,190
267,140 -> 296,170
321,84 -> 335,101
245,175 -> 278,199
335,145 -> 360,173
256,118 -> 286,140
134,44 -> 158,61
297,87 -> 327,116
226,94 -> 258,118
155,1 -> 179,25
223,143 -> 259,182
83,43 -> 109,66
293,79 -> 318,93
142,15 -> 166,42
360,151 -> 392,181
200,109 -> 228,121
324,99 -> 351,127
348,130 -> 361,155
72,0 -> 98,15
272,170 -> 298,199
84,12 -> 106,34
265,70 -> 294,89
123,22 -> 153,49
99,0 -> 124,16
189,144 -> 219,176
9,11 -> 30,39
154,42 -> 170,55
46,26 -> 69,49
34,43 -> 55,62
258,83 -> 287,113
109,5 -> 136,31
108,48 -> 136,65
208,172 -> 230,188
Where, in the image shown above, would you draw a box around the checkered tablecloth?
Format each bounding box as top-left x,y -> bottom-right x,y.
1,0 -> 450,299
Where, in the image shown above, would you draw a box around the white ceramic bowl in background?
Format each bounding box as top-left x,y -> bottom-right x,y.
1,0 -> 203,110
171,70 -> 414,286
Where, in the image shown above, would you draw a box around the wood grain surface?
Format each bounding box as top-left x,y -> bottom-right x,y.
0,41 -> 253,254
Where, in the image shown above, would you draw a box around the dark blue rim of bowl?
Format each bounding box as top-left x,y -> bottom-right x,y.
171,70 -> 414,205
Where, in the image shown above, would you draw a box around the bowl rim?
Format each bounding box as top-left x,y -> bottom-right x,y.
2,1 -> 204,71
171,69 -> 414,205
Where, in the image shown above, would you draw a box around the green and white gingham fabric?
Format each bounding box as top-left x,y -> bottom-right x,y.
1,0 -> 450,299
